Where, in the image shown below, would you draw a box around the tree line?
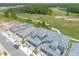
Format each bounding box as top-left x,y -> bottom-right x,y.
6,4 -> 52,15
49,3 -> 79,14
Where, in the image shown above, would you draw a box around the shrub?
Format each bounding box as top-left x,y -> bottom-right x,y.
3,51 -> 7,56
33,47 -> 38,55
26,19 -> 32,23
42,21 -> 46,27
4,11 -> 9,18
48,9 -> 52,15
21,39 -> 26,45
10,12 -> 17,19
35,22 -> 42,27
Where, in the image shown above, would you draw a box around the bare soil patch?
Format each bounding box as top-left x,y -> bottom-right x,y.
0,20 -> 19,31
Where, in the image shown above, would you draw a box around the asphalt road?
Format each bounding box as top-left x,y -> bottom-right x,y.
0,32 -> 26,56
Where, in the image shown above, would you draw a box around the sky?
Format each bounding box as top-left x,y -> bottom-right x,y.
0,0 -> 79,3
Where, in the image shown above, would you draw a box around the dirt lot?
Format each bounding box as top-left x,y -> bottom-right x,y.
55,16 -> 79,21
0,20 -> 19,31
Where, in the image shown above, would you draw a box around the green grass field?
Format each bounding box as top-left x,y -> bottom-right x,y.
18,13 -> 79,40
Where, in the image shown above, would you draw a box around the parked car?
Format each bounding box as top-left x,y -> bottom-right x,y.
14,44 -> 19,49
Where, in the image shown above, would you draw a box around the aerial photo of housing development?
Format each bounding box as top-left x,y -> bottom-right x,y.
0,3 -> 79,56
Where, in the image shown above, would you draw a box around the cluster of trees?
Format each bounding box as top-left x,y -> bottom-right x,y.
7,4 -> 52,15
4,11 -> 17,19
23,5 -> 52,15
66,5 -> 79,14
49,4 -> 79,14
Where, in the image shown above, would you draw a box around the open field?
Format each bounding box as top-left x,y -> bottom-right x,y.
18,13 -> 79,40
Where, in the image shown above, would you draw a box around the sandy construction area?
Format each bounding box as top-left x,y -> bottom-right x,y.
0,20 -> 19,31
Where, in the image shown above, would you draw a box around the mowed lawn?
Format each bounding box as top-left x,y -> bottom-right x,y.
18,13 -> 79,40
